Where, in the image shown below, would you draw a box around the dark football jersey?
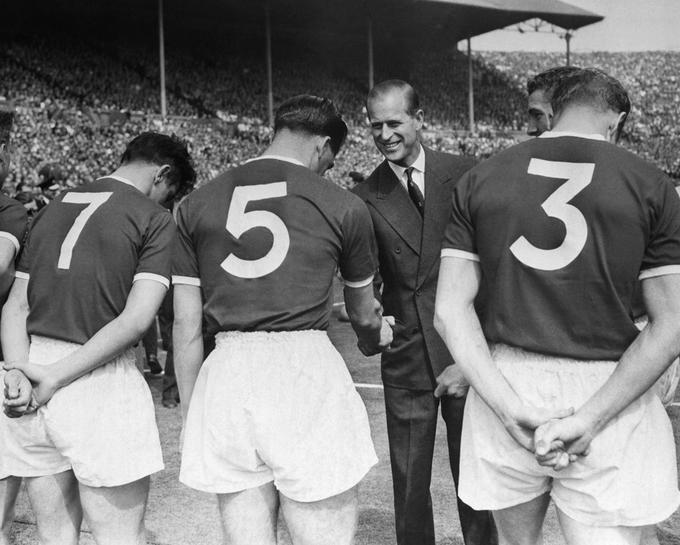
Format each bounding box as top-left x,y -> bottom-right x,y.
0,193 -> 28,257
17,176 -> 175,344
442,133 -> 680,360
173,156 -> 378,336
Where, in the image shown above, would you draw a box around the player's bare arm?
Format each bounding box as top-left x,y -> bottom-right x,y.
0,238 -> 17,304
1,277 -> 33,415
434,256 -> 573,452
535,272 -> 680,465
172,284 -> 204,424
344,283 -> 390,356
4,279 -> 167,407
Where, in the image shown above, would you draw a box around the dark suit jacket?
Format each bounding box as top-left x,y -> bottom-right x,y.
353,147 -> 475,390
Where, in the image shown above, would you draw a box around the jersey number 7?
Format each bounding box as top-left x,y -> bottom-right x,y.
57,192 -> 113,270
510,159 -> 594,271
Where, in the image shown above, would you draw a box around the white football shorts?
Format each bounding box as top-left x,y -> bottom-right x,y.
459,343 -> 680,527
180,330 -> 378,502
0,335 -> 164,487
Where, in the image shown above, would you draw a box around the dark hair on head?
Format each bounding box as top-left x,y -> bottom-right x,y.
527,66 -> 583,97
121,132 -> 196,197
551,68 -> 631,139
367,79 -> 420,116
274,95 -> 348,155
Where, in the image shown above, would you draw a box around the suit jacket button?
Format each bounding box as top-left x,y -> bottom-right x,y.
412,327 -> 419,334
395,247 -> 401,254
416,289 -> 422,296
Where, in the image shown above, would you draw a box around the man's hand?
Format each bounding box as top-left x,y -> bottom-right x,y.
358,315 -> 395,356
3,362 -> 59,408
502,402 -> 575,453
534,413 -> 593,470
434,364 -> 469,398
3,368 -> 37,417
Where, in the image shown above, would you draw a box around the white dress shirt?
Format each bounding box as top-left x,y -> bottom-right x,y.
388,145 -> 426,198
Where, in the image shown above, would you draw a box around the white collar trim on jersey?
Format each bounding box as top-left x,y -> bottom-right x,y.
245,155 -> 306,167
539,131 -> 607,142
101,174 -> 137,188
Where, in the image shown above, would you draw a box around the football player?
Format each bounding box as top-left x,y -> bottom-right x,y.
0,132 -> 195,545
0,134 -> 29,545
526,66 -> 582,137
173,95 -> 391,545
434,68 -> 680,544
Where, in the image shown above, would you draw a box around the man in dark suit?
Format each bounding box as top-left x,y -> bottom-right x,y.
352,80 -> 496,545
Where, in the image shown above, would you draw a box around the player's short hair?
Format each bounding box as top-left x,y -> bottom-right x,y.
526,66 -> 583,97
551,68 -> 631,118
367,79 -> 420,116
121,132 -> 196,197
274,95 -> 348,155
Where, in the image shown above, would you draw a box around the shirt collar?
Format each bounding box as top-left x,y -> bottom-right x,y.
245,154 -> 306,167
539,131 -> 607,142
100,174 -> 137,188
388,144 -> 426,180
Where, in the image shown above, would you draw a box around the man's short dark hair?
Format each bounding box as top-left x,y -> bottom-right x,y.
274,95 -> 348,155
367,79 -> 420,116
121,132 -> 196,197
551,68 -> 631,118
527,66 -> 583,97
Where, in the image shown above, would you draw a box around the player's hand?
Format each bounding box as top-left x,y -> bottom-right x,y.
3,362 -> 59,408
378,316 -> 395,351
433,364 -> 469,398
357,316 -> 395,356
3,369 -> 37,417
534,414 -> 593,470
503,402 -> 575,453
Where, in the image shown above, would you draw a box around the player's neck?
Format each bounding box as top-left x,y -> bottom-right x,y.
551,107 -> 609,139
109,164 -> 156,195
264,132 -> 316,170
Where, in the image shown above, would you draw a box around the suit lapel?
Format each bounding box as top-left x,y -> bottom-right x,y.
370,161 -> 422,255
417,149 -> 455,286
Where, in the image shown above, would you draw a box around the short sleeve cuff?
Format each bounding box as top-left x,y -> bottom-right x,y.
172,275 -> 201,287
344,275 -> 374,289
134,272 -> 170,288
639,265 -> 680,280
441,249 -> 480,262
15,271 -> 29,280
0,232 -> 20,254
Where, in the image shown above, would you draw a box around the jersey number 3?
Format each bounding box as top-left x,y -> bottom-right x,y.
58,192 -> 113,270
221,182 -> 290,279
510,159 -> 594,271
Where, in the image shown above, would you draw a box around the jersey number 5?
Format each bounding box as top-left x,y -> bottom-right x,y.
221,182 -> 290,279
58,192 -> 113,270
510,159 -> 594,271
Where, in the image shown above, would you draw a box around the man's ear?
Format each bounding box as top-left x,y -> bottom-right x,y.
154,164 -> 171,185
413,109 -> 424,130
609,111 -> 627,144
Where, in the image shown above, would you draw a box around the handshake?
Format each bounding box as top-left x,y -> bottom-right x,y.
357,314 -> 396,357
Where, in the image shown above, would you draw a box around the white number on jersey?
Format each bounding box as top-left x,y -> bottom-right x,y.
510,159 -> 594,271
57,192 -> 113,270
221,182 -> 290,279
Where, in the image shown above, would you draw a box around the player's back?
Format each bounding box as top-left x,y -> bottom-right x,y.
19,176 -> 175,344
174,158 -> 376,336
447,134 -> 680,360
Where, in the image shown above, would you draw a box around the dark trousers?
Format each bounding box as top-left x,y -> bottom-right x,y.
384,386 -> 497,545
158,289 -> 177,400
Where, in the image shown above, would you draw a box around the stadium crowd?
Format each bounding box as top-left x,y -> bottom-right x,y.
477,50 -> 680,178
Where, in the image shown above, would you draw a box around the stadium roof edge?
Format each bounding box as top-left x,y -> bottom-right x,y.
419,0 -> 603,37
